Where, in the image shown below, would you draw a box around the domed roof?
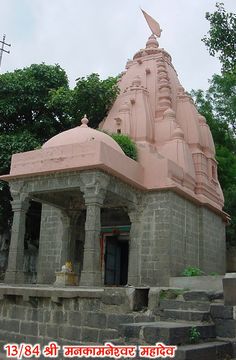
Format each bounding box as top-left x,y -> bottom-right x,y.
43,115 -> 124,154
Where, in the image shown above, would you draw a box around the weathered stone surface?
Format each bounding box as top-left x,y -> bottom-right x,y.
98,329 -> 118,343
81,327 -> 99,342
161,309 -> 211,322
159,299 -> 210,312
107,314 -> 134,330
215,319 -> 236,338
84,312 -> 106,329
20,321 -> 38,336
142,322 -> 215,345
210,304 -> 236,319
183,291 -> 210,302
175,341 -> 232,360
59,326 -> 81,341
46,324 -> 59,338
223,277 -> 236,306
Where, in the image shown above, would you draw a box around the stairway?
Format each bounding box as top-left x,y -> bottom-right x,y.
115,290 -> 233,360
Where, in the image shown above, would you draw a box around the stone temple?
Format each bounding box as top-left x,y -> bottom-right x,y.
1,18 -> 227,289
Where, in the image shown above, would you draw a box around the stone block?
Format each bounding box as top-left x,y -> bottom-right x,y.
79,299 -> 100,312
84,312 -> 106,329
148,287 -> 161,312
26,308 -> 39,322
20,321 -> 38,336
38,324 -> 46,337
0,319 -> 20,333
102,293 -> 125,306
175,341 -> 232,360
46,324 -> 59,338
9,306 -> 26,320
107,314 -> 134,330
2,331 -> 26,344
223,276 -> 236,306
210,304 -> 235,319
52,310 -> 68,324
134,314 -> 155,323
183,291 -> 210,302
59,326 -> 81,342
98,329 -> 118,343
119,323 -> 141,339
143,323 -> 215,345
215,319 -> 236,338
68,311 -> 81,326
43,310 -> 51,323
81,327 -> 99,343
54,272 -> 78,286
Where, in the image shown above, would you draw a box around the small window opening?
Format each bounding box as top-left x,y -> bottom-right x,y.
117,129 -> 121,134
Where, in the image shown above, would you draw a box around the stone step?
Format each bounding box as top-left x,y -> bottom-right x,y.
160,299 -> 210,312
174,340 -> 232,360
119,321 -> 216,345
161,309 -> 211,322
182,291 -> 211,302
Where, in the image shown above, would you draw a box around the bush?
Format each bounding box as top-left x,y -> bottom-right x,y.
182,266 -> 204,277
110,133 -> 138,161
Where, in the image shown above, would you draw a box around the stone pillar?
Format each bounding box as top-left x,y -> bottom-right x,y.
128,208 -> 142,286
79,196 -> 104,287
5,196 -> 29,284
79,172 -> 109,287
59,211 -> 72,268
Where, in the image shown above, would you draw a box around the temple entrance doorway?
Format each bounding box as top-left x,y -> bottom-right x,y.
104,235 -> 129,286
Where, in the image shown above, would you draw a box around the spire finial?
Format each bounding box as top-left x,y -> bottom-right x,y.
81,114 -> 89,127
141,9 -> 162,38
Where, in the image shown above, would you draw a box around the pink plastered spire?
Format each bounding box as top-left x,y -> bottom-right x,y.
101,31 -> 224,209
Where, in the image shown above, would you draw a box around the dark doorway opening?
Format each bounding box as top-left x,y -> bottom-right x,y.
104,236 -> 129,286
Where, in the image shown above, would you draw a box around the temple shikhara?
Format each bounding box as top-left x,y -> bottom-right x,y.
1,11 -> 226,289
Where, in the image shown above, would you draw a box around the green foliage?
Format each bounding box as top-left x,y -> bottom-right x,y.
0,66 -> 119,234
182,266 -> 204,277
0,63 -> 69,142
224,186 -> 236,246
208,71 -> 236,136
202,2 -> 236,72
110,133 -> 138,160
199,5 -> 236,249
72,73 -> 119,129
0,131 -> 40,175
48,73 -> 119,130
189,327 -> 201,344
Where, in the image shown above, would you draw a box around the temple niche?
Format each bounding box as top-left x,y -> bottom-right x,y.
0,14 -> 227,287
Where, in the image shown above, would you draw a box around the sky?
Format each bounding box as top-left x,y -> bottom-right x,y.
0,0 -> 235,92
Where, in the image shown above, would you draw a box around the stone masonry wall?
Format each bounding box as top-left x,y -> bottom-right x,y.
37,204 -> 63,284
139,192 -> 171,286
200,207 -> 226,274
0,289 -> 154,350
169,193 -> 200,276
139,191 -> 226,286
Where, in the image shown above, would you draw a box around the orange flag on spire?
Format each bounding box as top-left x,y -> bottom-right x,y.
141,9 -> 162,38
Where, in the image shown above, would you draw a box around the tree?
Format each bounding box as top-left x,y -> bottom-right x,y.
202,2 -> 236,72
0,65 -> 118,234
192,2 -> 236,245
48,73 -> 119,129
0,63 -> 69,142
